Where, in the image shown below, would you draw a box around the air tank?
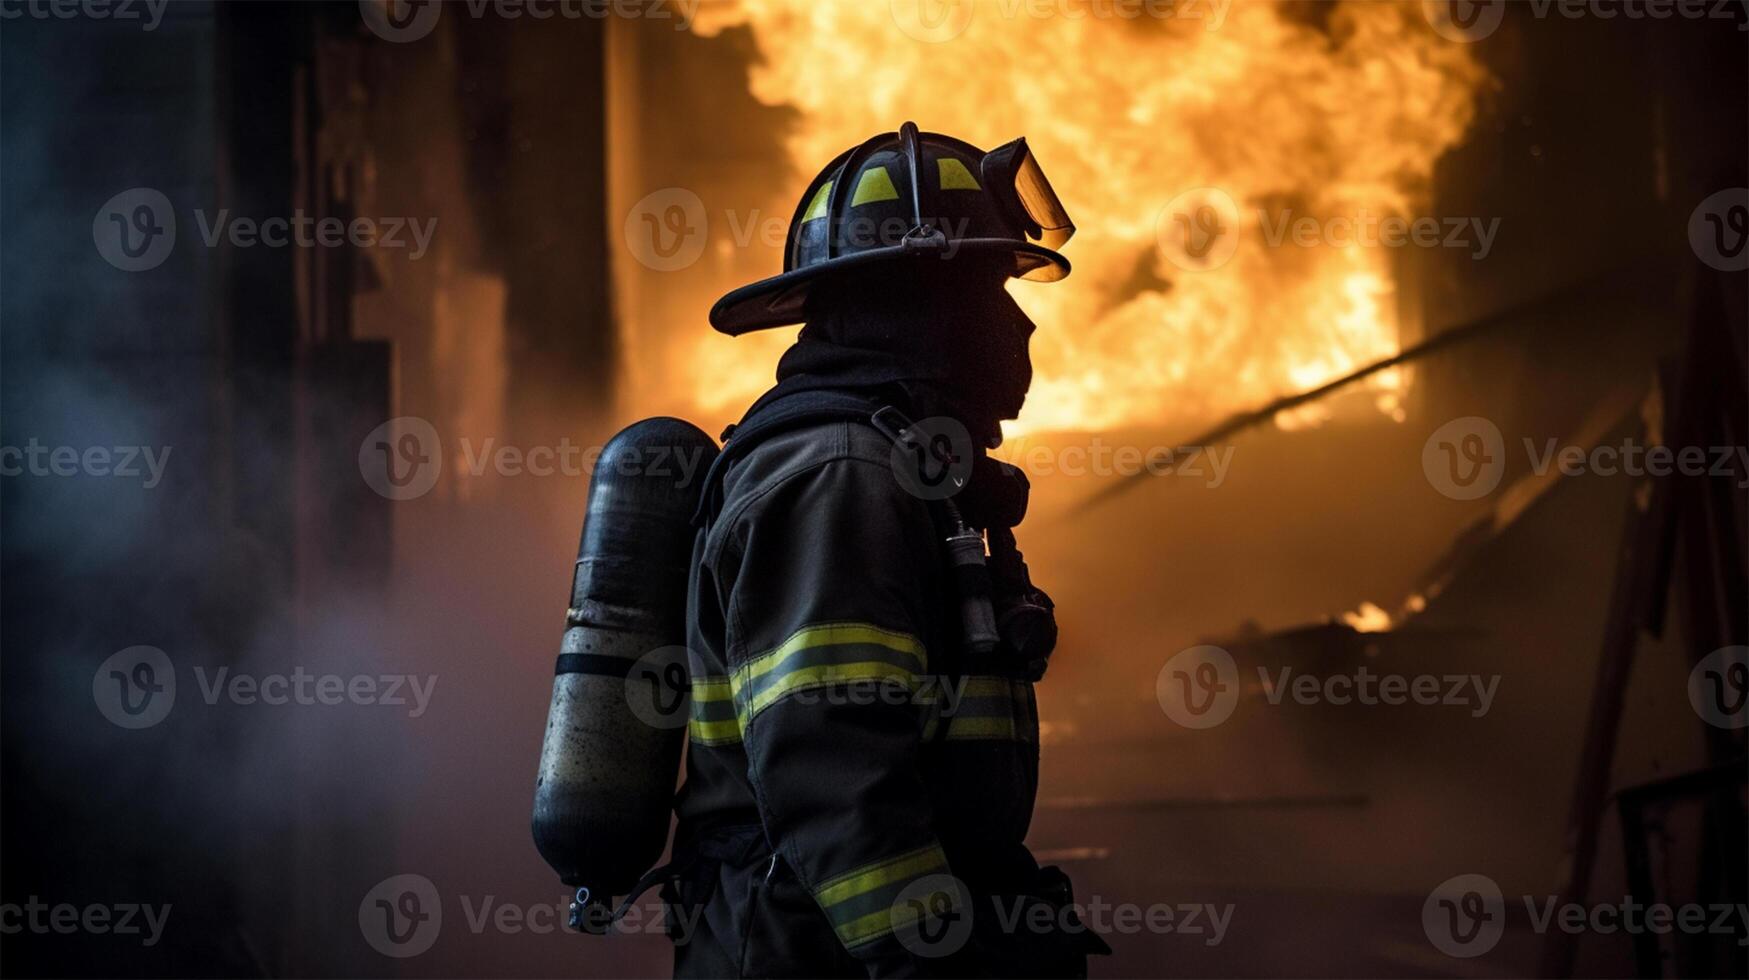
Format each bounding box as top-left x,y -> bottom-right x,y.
532,417 -> 718,932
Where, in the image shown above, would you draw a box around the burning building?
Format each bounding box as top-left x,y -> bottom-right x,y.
2,1 -> 1744,977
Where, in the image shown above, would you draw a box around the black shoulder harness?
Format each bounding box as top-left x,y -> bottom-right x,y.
690,388 -> 892,527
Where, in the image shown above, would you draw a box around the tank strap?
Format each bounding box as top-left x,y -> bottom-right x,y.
552,653 -> 633,677
689,389 -> 888,527
609,857 -> 696,922
567,857 -> 697,932
573,822 -> 769,931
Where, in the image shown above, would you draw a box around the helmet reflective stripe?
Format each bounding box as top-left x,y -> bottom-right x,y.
937,157 -> 981,191
801,181 -> 834,222
850,166 -> 900,207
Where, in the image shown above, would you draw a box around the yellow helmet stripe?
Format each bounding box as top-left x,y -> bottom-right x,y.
801,180 -> 834,222
937,157 -> 981,191
850,167 -> 900,207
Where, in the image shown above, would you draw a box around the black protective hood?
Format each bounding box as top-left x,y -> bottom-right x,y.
759,264 -> 1036,445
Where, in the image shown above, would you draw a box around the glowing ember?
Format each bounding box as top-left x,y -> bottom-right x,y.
1340,600 -> 1394,633
683,0 -> 1488,435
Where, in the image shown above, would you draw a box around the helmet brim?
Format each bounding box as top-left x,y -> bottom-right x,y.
708,239 -> 1069,335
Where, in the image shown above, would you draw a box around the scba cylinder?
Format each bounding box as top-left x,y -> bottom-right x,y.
532,417 -> 718,931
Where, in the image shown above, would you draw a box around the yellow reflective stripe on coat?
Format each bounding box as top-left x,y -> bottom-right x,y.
730,623 -> 926,725
693,676 -> 732,702
812,843 -> 952,948
689,676 -> 741,746
919,675 -> 1037,742
739,623 -> 925,682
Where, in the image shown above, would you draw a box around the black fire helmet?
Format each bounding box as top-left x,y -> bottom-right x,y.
709,121 -> 1075,335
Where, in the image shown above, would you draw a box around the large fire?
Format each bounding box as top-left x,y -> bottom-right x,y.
667,0 -> 1487,435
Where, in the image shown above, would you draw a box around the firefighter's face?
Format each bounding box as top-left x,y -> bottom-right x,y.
978,284 -> 1035,439
789,261 -> 1036,444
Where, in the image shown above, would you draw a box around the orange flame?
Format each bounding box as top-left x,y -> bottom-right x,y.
680,0 -> 1488,435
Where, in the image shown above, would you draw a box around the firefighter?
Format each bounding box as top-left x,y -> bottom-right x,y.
670,122 -> 1103,978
